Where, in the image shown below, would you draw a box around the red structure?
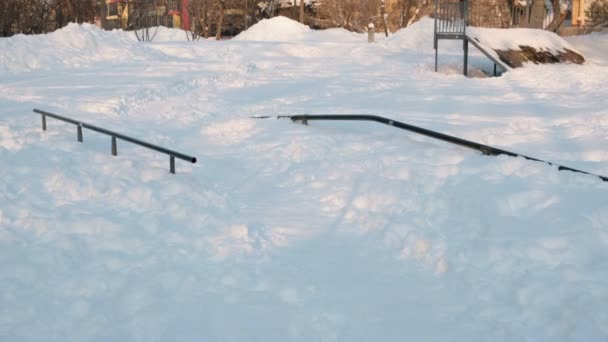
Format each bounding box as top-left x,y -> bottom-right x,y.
181,0 -> 190,30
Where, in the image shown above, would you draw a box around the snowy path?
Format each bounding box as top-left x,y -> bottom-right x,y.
1,19 -> 608,341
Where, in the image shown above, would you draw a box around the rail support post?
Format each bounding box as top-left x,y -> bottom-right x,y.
77,124 -> 83,142
170,156 -> 175,174
111,136 -> 117,156
463,38 -> 469,76
435,39 -> 439,72
42,114 -> 46,131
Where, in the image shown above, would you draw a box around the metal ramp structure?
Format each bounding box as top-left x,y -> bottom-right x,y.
433,0 -> 468,74
433,0 -> 508,76
464,34 -> 510,74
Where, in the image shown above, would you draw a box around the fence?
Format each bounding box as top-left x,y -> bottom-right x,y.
434,0 -> 467,34
467,1 -> 553,28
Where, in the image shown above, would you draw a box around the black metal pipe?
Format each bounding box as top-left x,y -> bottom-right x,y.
288,114 -> 608,182
34,108 -> 196,176
34,108 -> 196,164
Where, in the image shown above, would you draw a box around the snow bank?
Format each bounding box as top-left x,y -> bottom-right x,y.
565,30 -> 608,65
0,23 -> 141,73
234,16 -> 312,42
234,16 -> 364,43
383,17 -> 435,49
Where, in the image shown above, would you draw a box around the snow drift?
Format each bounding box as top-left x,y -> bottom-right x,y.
234,16 -> 313,42
234,16 -> 362,42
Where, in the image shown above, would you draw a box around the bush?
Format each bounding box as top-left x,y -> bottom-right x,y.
586,0 -> 608,26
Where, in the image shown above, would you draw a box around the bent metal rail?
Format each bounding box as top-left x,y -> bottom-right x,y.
287,114 -> 608,183
34,109 -> 197,174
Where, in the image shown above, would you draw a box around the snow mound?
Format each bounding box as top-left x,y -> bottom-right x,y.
565,30 -> 608,65
383,17 -> 435,50
234,16 -> 311,42
0,23 -> 144,73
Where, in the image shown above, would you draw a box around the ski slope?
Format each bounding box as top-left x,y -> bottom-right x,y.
1,18 -> 608,341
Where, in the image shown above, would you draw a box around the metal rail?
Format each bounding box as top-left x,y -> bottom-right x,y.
287,114 -> 608,182
34,108 -> 197,174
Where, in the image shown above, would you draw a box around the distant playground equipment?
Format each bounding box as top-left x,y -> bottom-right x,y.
434,0 -> 508,76
433,0 -> 585,76
279,114 -> 608,183
34,109 -> 197,174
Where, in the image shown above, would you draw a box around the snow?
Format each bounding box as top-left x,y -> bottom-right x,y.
467,26 -> 583,55
565,30 -> 608,65
234,16 -> 312,41
234,16 -> 361,42
465,25 -> 586,70
1,16 -> 608,341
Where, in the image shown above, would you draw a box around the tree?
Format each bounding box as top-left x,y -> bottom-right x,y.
314,0 -> 360,30
215,0 -> 224,40
380,0 -> 388,36
545,0 -> 567,31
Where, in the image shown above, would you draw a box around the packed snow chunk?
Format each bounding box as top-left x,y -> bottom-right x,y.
466,27 -> 585,68
234,16 -> 311,42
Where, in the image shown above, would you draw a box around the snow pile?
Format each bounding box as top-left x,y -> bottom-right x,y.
383,17 -> 434,49
235,15 -> 362,43
0,23 -> 141,73
234,16 -> 312,41
565,30 -> 608,65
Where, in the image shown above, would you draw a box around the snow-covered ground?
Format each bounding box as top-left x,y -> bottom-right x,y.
1,17 -> 608,341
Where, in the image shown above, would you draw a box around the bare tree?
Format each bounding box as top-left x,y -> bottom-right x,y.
315,0 -> 360,29
545,0 -> 567,31
188,0 -> 208,38
215,0 -> 225,39
380,0 -> 388,35
129,0 -> 161,41
0,0 -> 58,36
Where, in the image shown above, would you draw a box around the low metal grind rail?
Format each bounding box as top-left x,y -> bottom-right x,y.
34,109 -> 197,174
286,114 -> 608,183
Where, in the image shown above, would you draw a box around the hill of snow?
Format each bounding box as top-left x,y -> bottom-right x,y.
1,19 -> 608,342
234,16 -> 362,43
234,16 -> 312,41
